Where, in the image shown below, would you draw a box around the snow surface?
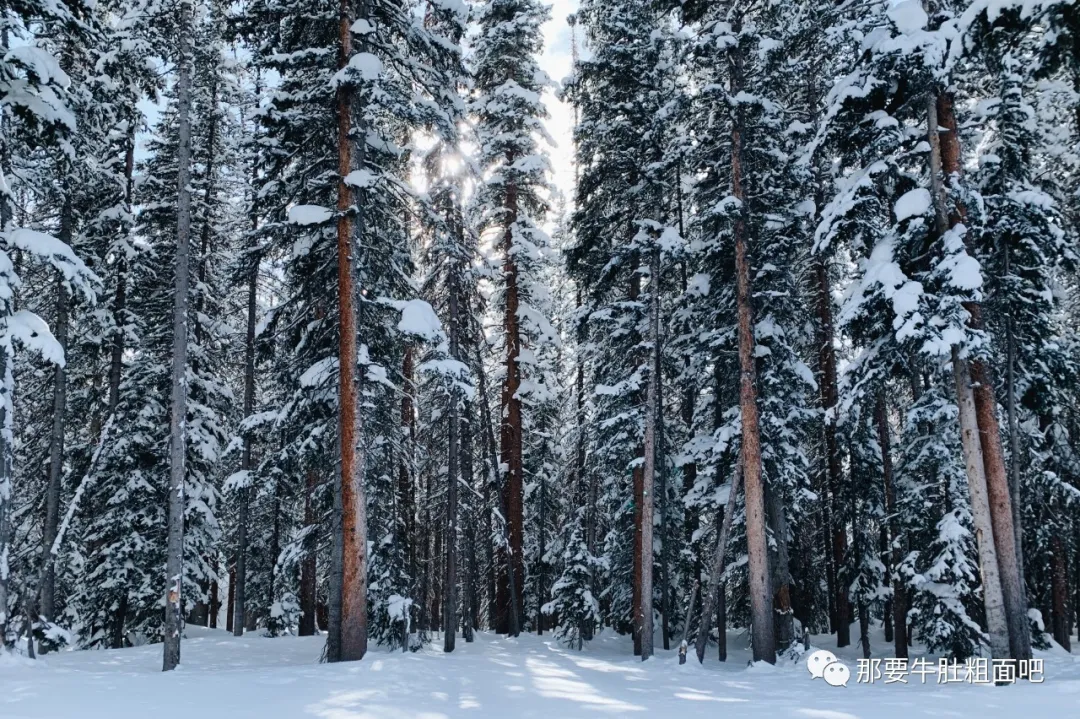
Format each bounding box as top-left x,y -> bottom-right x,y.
3,625 -> 1078,718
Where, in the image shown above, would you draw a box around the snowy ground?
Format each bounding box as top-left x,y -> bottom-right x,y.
3,625 -> 1079,718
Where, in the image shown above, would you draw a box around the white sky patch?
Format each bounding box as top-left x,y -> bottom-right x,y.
539,0 -> 579,212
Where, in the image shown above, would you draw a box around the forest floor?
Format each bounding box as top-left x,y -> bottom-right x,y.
2,624 -> 1078,718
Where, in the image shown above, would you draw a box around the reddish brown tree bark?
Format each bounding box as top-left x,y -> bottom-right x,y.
731,47 -> 775,661
932,92 -> 1030,661
336,0 -> 368,662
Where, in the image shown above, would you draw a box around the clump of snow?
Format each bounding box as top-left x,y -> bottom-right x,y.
288,204 -> 332,225
894,188 -> 932,222
351,18 -> 375,35
344,169 -> 379,188
688,273 -> 710,298
6,309 -> 65,366
299,356 -> 338,387
349,52 -> 383,81
940,225 -> 983,291
887,0 -> 928,34
396,299 -> 444,341
5,46 -> 71,88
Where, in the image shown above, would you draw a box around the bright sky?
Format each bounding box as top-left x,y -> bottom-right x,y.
139,4 -> 582,211
539,0 -> 579,212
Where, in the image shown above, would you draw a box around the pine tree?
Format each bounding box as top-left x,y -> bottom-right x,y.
472,0 -> 554,637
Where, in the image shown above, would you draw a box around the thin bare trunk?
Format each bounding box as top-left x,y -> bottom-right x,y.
41,264 -> 69,629
231,68 -> 261,638
208,560 -> 219,629
473,339 -> 520,636
875,395 -> 907,658
300,471 -> 317,636
226,565 -> 235,633
631,268 -> 643,657
107,132 -> 135,415
536,472 -> 546,635
1052,534 -> 1070,650
461,400 -> 476,642
399,347 -> 415,588
731,36 -> 775,660
695,462 -> 743,663
163,0 -> 195,671
655,260 -> 670,652
496,170 -> 524,635
678,580 -> 699,663
1004,246 -> 1024,570
443,261 -> 461,651
767,481 -> 793,651
814,259 -> 848,645
638,246 -> 659,660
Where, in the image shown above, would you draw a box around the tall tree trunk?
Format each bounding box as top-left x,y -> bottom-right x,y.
226,564 -> 235,633
767,480 -> 793,651
461,400 -> 476,641
930,93 -> 1030,660
655,264 -> 670,653
232,71 -> 261,638
483,462 -> 495,629
474,340 -> 520,636
695,462 -> 743,663
443,261 -> 461,652
0,349 -> 11,649
163,0 -> 195,671
630,267 -> 643,657
637,246 -> 660,661
299,471 -> 317,636
875,395 -> 907,658
40,239 -> 70,630
267,481 -> 282,628
233,261 -> 256,637
336,0 -> 368,662
431,506 -> 442,632
536,462 -> 546,635
679,580 -> 698,663
399,346 -> 415,593
1003,243 -> 1024,575
730,38 -> 775,663
1052,534 -> 1070,651
716,581 -> 727,662
952,351 -> 1011,658
814,259 -> 848,646
418,463 -> 432,635
1075,523 -> 1080,644
882,525 -> 894,644
496,168 -> 524,636
208,560 -> 219,629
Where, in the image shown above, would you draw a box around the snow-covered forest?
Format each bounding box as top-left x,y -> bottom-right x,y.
1,0 -> 1080,709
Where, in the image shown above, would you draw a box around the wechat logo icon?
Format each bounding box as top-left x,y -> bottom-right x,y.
807,650 -> 850,687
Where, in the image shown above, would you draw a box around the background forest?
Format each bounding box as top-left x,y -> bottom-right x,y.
0,0 -> 1078,671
